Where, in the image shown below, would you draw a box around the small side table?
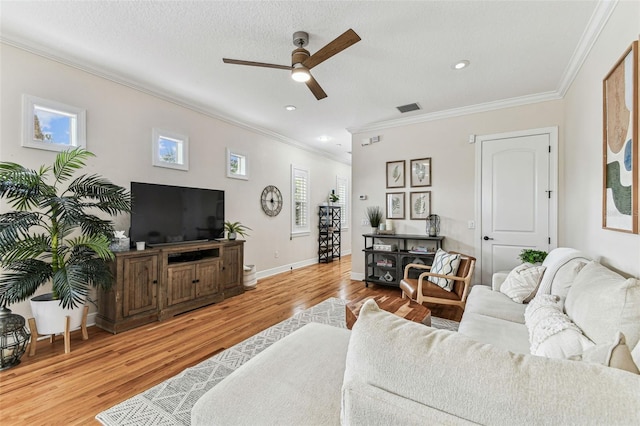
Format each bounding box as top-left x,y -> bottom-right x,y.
345,294 -> 431,330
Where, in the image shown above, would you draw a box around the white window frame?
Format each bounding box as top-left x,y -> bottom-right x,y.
226,148 -> 249,180
22,94 -> 86,152
336,175 -> 349,230
291,164 -> 310,237
152,128 -> 189,171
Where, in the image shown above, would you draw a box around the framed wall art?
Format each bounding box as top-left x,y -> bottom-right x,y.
22,94 -> 86,152
410,191 -> 431,220
152,128 -> 189,171
386,160 -> 405,188
386,192 -> 405,219
603,40 -> 638,233
410,158 -> 431,187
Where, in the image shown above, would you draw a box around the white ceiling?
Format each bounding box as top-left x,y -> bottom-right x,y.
1,1 -> 609,164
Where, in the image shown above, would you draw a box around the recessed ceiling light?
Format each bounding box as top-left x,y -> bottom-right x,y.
452,60 -> 470,70
284,105 -> 296,111
318,135 -> 332,142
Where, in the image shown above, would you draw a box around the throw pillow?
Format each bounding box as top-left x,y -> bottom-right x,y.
427,249 -> 461,291
564,260 -> 640,350
578,332 -> 640,375
524,294 -> 594,358
500,263 -> 546,303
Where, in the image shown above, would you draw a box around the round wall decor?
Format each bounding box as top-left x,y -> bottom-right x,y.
261,185 -> 283,217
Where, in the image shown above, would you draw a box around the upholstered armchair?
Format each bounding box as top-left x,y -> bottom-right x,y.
400,252 -> 476,310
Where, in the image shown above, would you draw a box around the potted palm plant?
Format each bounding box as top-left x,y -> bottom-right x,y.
224,221 -> 251,240
0,148 -> 131,336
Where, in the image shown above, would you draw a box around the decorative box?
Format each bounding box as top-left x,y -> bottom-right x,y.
373,243 -> 397,252
110,237 -> 130,252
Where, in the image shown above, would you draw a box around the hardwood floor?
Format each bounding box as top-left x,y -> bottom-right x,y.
0,256 -> 460,425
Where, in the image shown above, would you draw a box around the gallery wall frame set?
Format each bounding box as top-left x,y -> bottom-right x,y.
603,40 -> 638,233
386,158 -> 433,188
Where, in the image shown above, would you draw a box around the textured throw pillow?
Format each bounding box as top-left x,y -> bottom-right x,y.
565,261 -> 640,349
427,249 -> 461,291
525,294 -> 594,358
577,332 -> 640,375
500,263 -> 546,303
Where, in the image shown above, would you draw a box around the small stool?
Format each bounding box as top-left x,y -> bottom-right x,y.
28,305 -> 89,355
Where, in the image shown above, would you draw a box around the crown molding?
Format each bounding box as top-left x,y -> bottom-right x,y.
347,91 -> 562,134
556,0 -> 618,96
0,36 -> 351,166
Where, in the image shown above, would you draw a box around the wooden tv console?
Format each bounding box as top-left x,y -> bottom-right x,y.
96,239 -> 244,334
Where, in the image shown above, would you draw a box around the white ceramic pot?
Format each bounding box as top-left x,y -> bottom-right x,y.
228,232 -> 237,240
30,293 -> 85,335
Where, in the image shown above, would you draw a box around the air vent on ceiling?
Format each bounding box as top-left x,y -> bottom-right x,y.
396,102 -> 421,113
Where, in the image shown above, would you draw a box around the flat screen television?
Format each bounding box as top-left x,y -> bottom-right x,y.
130,182 -> 225,246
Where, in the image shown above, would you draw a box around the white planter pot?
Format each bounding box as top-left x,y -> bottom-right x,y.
228,232 -> 237,240
30,294 -> 85,335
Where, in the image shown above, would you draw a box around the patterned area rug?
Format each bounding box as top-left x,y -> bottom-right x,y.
96,297 -> 458,425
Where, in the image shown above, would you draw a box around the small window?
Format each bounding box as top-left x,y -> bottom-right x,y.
152,128 -> 189,171
226,148 -> 249,180
336,175 -> 349,229
22,95 -> 86,152
291,165 -> 310,236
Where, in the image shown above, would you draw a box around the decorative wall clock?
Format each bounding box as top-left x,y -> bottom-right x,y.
261,185 -> 283,217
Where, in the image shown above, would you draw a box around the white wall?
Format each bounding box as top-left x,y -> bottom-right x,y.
351,100 -> 564,281
563,0 -> 640,276
0,43 -> 351,319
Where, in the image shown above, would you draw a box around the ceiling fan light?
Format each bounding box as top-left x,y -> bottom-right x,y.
291,65 -> 311,82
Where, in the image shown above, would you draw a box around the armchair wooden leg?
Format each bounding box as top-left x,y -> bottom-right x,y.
81,305 -> 89,341
64,315 -> 71,354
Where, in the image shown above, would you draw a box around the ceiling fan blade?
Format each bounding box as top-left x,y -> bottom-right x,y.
305,75 -> 327,100
303,29 -> 361,70
223,58 -> 292,70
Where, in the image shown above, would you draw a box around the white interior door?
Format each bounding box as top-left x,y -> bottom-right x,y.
476,128 -> 557,284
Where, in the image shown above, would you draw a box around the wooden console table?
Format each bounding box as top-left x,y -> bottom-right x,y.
363,233 -> 444,288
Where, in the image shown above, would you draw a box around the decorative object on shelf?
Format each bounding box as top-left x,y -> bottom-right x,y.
260,185 -> 283,217
426,214 -> 440,236
410,191 -> 431,219
224,221 -> 251,240
0,306 -> 30,370
602,40 -> 638,233
410,157 -> 432,187
0,148 -> 131,353
386,192 -> 405,219
378,223 -> 386,231
385,219 -> 393,232
328,189 -> 339,204
518,249 -> 548,264
366,206 -> 383,232
386,160 -> 406,188
110,230 -> 130,252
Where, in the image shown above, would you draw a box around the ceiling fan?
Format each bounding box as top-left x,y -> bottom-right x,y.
223,29 -> 361,100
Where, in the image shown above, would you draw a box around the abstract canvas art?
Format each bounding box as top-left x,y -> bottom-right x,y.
603,41 -> 638,233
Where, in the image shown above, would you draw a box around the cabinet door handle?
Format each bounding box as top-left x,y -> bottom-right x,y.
152,279 -> 158,284
192,280 -> 197,284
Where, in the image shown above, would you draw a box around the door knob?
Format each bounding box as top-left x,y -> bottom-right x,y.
483,236 -> 494,240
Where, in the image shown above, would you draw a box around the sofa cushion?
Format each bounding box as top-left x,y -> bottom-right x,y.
458,311 -> 530,354
191,323 -> 350,426
579,332 -> 640,374
427,249 -> 460,291
342,299 -> 640,425
500,263 -> 546,303
536,248 -> 591,297
565,260 -> 640,348
464,285 -> 527,324
525,294 -> 594,358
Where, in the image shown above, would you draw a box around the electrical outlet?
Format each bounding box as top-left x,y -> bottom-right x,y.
467,220 -> 475,229
274,250 -> 279,258
361,218 -> 370,226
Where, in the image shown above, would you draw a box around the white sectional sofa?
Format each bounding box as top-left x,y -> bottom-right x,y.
192,248 -> 640,425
